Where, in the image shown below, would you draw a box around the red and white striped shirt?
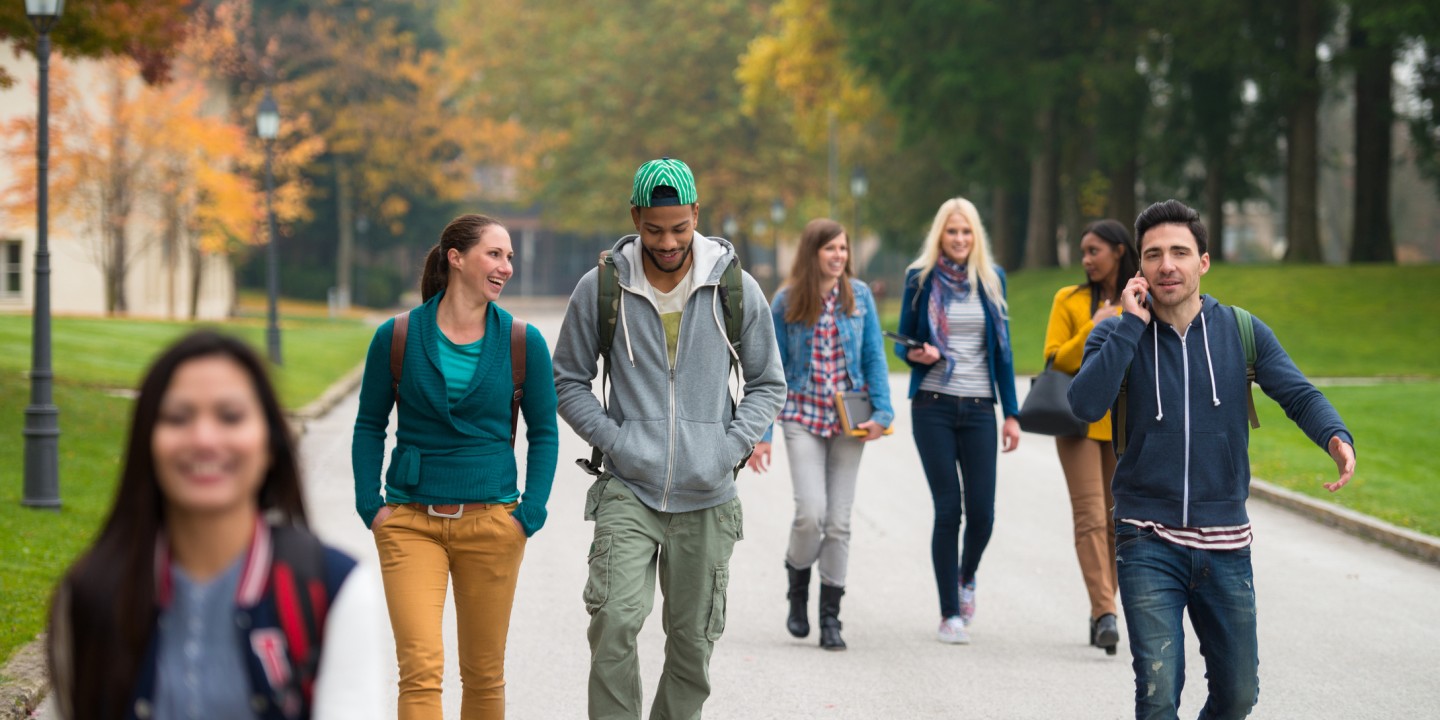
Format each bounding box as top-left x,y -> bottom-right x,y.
1121,519 -> 1253,550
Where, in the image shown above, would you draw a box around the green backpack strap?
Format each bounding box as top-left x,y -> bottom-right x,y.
580,251 -> 621,477
1232,305 -> 1260,430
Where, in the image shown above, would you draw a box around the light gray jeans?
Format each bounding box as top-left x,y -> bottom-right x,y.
782,421 -> 867,587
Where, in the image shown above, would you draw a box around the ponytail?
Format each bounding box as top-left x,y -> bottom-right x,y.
419,214 -> 503,302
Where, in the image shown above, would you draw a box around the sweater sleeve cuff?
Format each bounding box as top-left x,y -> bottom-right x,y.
357,499 -> 384,530
515,502 -> 547,536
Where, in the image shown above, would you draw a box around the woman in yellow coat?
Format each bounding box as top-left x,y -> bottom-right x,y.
1042,218 -> 1137,655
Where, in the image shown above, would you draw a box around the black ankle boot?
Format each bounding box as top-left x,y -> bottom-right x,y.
786,562 -> 811,638
1091,613 -> 1119,655
818,584 -> 846,651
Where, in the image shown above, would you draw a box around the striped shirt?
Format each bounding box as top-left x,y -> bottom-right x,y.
919,289 -> 993,399
1121,519 -> 1254,550
778,290 -> 848,437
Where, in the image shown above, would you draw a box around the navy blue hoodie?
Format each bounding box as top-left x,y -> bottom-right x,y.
1068,295 -> 1353,528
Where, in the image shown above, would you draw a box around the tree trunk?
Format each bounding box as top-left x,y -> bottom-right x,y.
189,246 -> 204,320
1105,152 -> 1137,234
1024,106 -> 1060,268
1284,0 -> 1322,263
1204,155 -> 1226,262
336,158 -> 355,313
1350,19 -> 1394,262
990,186 -> 1014,268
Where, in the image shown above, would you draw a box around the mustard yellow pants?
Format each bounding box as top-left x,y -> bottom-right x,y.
374,502 -> 527,720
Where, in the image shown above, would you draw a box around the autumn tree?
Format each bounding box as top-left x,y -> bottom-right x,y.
233,0 -> 534,309
0,0 -> 190,87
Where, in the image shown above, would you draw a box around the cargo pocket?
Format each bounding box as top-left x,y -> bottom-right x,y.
583,476 -> 610,522
582,532 -> 613,614
704,565 -> 730,642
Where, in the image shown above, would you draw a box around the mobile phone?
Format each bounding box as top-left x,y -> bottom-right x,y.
884,330 -> 924,349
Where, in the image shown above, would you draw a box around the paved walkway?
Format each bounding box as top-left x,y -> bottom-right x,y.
295,304 -> 1440,719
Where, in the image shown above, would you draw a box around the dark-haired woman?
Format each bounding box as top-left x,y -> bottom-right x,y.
352,214 -> 559,719
746,218 -> 892,651
897,197 -> 1020,645
47,331 -> 384,720
1042,218 -> 1138,655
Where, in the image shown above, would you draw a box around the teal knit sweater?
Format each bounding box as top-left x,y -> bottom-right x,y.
351,293 -> 559,534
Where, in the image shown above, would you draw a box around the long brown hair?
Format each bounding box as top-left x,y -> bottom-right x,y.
48,331 -> 306,719
783,218 -> 855,326
420,213 -> 504,302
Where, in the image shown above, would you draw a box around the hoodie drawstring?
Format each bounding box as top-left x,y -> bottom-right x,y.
1152,324 -> 1164,422
619,293 -> 636,367
1200,311 -> 1220,407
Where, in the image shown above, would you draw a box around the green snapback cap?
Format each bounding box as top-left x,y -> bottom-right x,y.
630,157 -> 697,207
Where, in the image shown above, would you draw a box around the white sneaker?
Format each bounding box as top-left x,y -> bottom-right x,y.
937,616 -> 970,644
959,581 -> 977,624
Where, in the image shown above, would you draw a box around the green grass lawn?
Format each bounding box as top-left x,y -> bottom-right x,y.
0,312 -> 376,663
1249,381 -> 1440,537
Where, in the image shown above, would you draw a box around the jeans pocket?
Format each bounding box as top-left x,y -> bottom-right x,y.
1115,524 -> 1156,553
583,532 -> 613,615
705,565 -> 730,642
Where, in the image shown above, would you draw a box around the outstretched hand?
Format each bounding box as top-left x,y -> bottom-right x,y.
1324,436 -> 1355,492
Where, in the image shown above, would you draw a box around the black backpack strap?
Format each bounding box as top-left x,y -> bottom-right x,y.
390,311 -> 411,405
510,319 -> 527,447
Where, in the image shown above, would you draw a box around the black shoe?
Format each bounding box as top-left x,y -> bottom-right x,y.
818,584 -> 847,651
1091,613 -> 1119,655
786,562 -> 811,638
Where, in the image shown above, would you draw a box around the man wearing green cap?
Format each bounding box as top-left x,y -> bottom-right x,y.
554,157 -> 785,719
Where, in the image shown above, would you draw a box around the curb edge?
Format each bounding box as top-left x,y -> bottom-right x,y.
1251,478 -> 1440,568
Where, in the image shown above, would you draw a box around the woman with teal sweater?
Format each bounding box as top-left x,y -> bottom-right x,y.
352,213 -> 558,720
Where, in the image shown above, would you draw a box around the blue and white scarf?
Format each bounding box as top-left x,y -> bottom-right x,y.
926,257 -> 1011,382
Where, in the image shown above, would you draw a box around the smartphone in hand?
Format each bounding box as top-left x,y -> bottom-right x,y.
884,330 -> 924,349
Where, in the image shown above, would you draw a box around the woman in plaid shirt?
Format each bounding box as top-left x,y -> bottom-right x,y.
746,218 -> 893,651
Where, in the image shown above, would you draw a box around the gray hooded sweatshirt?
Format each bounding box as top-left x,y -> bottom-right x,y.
553,233 -> 785,513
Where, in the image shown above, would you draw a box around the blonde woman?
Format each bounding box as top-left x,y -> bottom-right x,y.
895,197 -> 1020,645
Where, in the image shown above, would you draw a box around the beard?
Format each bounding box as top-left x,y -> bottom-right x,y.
644,244 -> 692,273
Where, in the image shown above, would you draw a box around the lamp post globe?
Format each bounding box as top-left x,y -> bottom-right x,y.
22,0 -> 66,508
257,90 -> 282,365
849,167 -> 868,250
722,215 -> 738,239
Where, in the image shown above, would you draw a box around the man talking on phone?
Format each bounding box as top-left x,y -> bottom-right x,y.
1068,199 -> 1356,720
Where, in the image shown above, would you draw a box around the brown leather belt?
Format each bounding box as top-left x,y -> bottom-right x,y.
403,502 -> 502,519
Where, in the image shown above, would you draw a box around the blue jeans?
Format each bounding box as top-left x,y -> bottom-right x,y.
911,392 -> 997,618
1115,523 -> 1260,720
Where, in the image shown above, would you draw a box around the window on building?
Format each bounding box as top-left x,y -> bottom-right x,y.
1,240 -> 21,299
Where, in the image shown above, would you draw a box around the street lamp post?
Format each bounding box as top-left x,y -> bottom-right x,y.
849,166 -> 868,247
769,198 -> 785,294
22,0 -> 65,509
257,90 -> 282,366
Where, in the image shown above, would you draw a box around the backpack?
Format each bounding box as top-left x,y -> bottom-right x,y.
389,310 -> 529,447
266,525 -> 347,716
576,248 -> 744,476
1114,305 -> 1260,456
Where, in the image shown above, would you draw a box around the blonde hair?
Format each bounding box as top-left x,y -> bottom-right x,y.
907,197 -> 1007,315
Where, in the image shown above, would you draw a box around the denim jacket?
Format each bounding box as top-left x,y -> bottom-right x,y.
762,278 -> 894,442
896,267 -> 1020,418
